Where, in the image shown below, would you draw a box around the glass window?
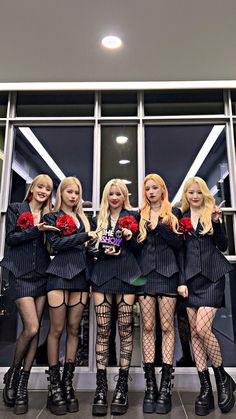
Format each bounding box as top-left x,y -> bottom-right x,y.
0,127 -> 5,192
16,92 -> 95,117
145,125 -> 230,205
101,92 -> 137,116
0,93 -> 8,118
231,90 -> 236,115
13,126 -> 94,203
100,126 -> 138,206
144,90 -> 224,116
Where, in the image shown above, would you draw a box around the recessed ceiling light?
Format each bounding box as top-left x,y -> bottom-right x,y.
122,179 -> 132,184
119,159 -> 130,165
101,35 -> 122,49
116,136 -> 128,144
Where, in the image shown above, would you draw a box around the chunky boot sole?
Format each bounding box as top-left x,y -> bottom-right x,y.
46,399 -> 67,415
143,400 -> 156,413
14,403 -> 28,415
2,388 -> 15,407
110,399 -> 128,415
156,400 -> 172,414
195,398 -> 214,416
67,399 -> 79,413
219,378 -> 236,414
92,403 -> 108,416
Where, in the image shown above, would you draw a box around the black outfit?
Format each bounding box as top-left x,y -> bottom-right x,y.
180,211 -> 233,308
43,211 -> 90,292
137,208 -> 182,295
0,201 -> 50,300
90,210 -> 141,294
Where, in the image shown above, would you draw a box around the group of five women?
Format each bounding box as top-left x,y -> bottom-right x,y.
0,172 -> 235,416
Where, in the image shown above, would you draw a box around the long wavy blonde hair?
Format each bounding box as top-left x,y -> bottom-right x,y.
96,179 -> 132,238
138,173 -> 178,242
24,174 -> 53,215
181,176 -> 214,235
54,177 -> 90,232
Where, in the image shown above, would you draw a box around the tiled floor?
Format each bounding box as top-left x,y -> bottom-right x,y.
1,391 -> 236,418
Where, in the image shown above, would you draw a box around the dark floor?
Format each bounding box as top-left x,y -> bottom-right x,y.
1,391 -> 236,418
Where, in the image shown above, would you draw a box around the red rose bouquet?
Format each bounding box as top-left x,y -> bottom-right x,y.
119,215 -> 139,233
56,214 -> 77,235
178,217 -> 193,235
17,212 -> 34,229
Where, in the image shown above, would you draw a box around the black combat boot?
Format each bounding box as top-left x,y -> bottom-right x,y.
2,365 -> 21,407
111,368 -> 129,415
155,363 -> 174,414
143,363 -> 158,413
46,364 -> 67,415
62,362 -> 79,413
195,369 -> 215,416
14,370 -> 30,415
213,364 -> 236,413
92,369 -> 108,416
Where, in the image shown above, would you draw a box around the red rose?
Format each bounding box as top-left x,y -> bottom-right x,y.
119,215 -> 139,234
179,217 -> 193,234
17,212 -> 34,229
56,214 -> 77,235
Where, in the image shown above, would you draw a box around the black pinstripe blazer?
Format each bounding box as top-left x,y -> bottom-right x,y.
137,208 -> 183,278
179,211 -> 233,285
91,209 -> 142,286
0,201 -> 50,277
43,211 -> 90,280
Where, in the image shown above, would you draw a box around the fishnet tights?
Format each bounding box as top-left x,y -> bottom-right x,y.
139,295 -> 156,362
158,296 -> 176,365
187,307 -> 222,372
117,298 -> 134,370
94,297 -> 112,369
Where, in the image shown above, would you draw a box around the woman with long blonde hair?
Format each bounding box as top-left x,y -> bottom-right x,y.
90,179 -> 141,416
137,173 -> 182,414
178,176 -> 235,416
1,174 -> 53,414
43,176 -> 97,415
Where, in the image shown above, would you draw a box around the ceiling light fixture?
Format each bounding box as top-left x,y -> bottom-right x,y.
101,35 -> 122,49
119,159 -> 130,165
116,136 -> 128,144
122,179 -> 132,184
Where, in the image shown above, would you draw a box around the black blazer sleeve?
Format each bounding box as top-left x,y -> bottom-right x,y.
43,213 -> 90,252
6,203 -> 40,247
150,207 -> 182,250
212,220 -> 228,252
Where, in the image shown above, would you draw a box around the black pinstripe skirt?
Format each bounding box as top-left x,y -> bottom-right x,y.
183,274 -> 225,308
136,270 -> 179,295
47,270 -> 89,292
91,277 -> 137,294
8,272 -> 47,300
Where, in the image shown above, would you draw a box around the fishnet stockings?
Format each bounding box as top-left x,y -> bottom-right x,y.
139,295 -> 156,362
158,296 -> 176,365
187,307 -> 222,372
117,298 -> 134,370
14,296 -> 45,370
94,296 -> 112,369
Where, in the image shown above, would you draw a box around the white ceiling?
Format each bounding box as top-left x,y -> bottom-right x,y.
0,0 -> 236,83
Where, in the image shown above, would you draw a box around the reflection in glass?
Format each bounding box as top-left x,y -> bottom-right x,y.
145,125 -> 230,205
144,90 -> 224,116
0,94 -> 8,118
101,126 -> 138,206
17,92 -> 94,117
14,126 -> 94,203
101,92 -> 137,116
